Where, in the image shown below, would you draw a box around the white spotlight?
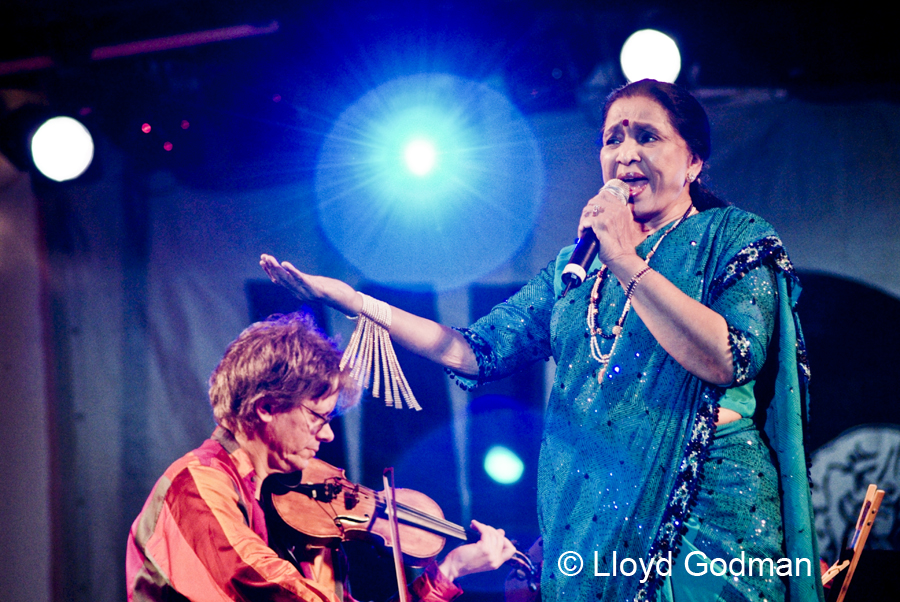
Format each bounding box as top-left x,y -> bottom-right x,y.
403,138 -> 437,176
620,29 -> 682,83
30,116 -> 95,182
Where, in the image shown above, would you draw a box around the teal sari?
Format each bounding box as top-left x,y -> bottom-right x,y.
450,207 -> 823,602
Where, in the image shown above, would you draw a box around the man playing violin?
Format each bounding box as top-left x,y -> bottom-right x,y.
126,312 -> 516,601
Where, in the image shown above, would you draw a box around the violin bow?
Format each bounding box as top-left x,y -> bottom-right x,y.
383,468 -> 410,602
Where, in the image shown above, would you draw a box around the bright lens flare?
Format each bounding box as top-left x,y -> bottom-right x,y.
483,445 -> 524,485
30,116 -> 95,181
404,138 -> 437,176
620,29 -> 682,83
315,73 -> 543,291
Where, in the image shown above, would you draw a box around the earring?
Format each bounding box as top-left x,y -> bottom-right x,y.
686,172 -> 696,183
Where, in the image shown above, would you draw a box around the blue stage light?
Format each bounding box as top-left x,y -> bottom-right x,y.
483,445 -> 524,485
315,74 -> 544,291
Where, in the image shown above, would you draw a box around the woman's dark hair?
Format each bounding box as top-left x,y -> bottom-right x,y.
601,79 -> 727,210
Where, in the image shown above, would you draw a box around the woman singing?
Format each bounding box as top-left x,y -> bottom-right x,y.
261,79 -> 823,602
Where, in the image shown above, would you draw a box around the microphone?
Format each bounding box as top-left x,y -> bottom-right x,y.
561,179 -> 629,297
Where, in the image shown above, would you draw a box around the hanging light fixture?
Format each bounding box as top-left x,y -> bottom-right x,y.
0,103 -> 95,182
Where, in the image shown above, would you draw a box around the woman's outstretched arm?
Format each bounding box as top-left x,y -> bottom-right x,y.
259,254 -> 479,376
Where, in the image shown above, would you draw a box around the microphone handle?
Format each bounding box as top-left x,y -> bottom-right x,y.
560,179 -> 628,296
561,229 -> 599,296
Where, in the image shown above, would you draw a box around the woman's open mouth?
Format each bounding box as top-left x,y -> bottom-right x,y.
619,172 -> 648,197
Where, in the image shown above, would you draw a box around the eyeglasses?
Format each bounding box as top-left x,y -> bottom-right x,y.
301,404 -> 336,432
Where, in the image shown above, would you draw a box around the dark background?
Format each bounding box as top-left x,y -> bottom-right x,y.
3,1 -> 897,190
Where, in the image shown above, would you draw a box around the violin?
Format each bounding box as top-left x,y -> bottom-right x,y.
504,537 -> 543,602
264,457 -> 538,577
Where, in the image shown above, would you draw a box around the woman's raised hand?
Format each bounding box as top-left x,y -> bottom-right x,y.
259,254 -> 363,317
261,254 -> 480,374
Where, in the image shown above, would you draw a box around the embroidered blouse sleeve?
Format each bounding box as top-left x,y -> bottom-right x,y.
446,261 -> 556,390
708,236 -> 787,387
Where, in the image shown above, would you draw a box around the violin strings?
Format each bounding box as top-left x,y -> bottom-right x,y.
319,476 -> 537,579
372,491 -> 468,540
394,501 -> 467,539
334,478 -> 464,538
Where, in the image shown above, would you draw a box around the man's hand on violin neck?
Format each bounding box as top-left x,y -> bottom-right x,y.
437,520 -> 517,581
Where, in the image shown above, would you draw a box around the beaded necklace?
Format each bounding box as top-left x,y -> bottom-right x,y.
588,203 -> 694,383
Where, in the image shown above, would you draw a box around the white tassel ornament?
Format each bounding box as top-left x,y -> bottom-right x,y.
340,293 -> 422,411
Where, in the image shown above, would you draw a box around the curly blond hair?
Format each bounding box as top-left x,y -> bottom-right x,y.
209,312 -> 359,432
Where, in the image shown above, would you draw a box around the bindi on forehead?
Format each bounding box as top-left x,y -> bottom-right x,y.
622,119 -> 629,127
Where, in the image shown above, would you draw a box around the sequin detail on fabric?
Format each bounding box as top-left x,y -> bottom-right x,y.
445,267 -> 555,391
634,389 -> 721,600
796,330 -> 811,385
444,327 -> 496,390
709,234 -> 810,386
728,325 -> 753,386
709,236 -> 797,301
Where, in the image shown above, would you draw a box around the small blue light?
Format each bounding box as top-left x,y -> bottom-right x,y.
483,445 -> 524,485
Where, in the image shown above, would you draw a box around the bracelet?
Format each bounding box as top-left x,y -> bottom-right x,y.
340,293 -> 421,411
624,266 -> 652,299
359,292 -> 391,328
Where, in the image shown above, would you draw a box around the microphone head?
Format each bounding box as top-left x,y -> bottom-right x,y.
600,179 -> 629,205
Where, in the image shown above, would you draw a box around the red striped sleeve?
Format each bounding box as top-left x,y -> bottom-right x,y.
128,447 -> 340,602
